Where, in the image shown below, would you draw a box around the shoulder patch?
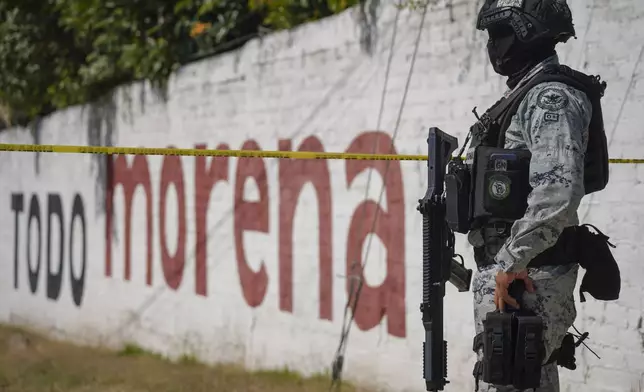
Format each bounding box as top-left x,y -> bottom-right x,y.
496,0 -> 524,7
536,88 -> 570,111
543,112 -> 560,122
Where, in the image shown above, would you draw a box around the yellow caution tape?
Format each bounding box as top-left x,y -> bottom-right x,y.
609,158 -> 644,164
0,143 -> 642,164
0,143 -> 426,161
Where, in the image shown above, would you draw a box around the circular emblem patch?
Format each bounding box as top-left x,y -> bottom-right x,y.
488,175 -> 511,200
536,88 -> 569,111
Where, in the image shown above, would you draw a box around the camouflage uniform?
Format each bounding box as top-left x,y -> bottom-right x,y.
469,54 -> 590,392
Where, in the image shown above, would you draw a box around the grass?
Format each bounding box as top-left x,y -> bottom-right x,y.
0,324 -> 372,392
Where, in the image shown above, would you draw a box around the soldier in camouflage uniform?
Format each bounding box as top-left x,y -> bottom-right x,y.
470,1 -> 587,391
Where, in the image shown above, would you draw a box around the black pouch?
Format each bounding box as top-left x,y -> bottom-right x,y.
445,158 -> 472,234
512,315 -> 543,389
482,311 -> 514,386
472,146 -> 532,221
574,224 -> 621,302
552,333 -> 577,370
478,281 -> 544,390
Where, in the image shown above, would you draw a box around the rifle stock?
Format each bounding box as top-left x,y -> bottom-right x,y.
417,127 -> 473,391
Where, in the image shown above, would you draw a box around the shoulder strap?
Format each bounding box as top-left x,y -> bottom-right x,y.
479,66 -> 557,148
486,68 -> 550,122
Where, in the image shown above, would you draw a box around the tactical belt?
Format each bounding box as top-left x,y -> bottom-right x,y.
473,223 -> 577,270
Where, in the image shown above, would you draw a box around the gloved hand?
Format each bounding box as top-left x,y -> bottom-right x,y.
494,269 -> 535,311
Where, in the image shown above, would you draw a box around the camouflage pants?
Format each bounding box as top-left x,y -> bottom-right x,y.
471,263 -> 579,392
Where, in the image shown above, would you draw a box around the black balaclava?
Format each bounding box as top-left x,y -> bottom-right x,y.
486,24 -> 557,89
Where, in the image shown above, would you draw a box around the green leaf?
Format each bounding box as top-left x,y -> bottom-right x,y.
0,0 -> 359,129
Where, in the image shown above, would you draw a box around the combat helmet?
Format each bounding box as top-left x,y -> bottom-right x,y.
476,0 -> 576,44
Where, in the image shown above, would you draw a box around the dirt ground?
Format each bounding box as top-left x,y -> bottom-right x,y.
0,324 -> 372,392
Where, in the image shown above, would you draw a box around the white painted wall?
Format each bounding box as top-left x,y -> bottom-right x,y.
1,1 -> 644,391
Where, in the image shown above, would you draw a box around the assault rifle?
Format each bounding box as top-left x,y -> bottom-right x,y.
417,127 -> 473,391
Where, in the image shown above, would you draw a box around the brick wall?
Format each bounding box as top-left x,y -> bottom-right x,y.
0,1 -> 643,391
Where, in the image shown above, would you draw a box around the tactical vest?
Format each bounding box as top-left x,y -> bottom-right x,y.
446,64 -> 620,304
446,64 -> 609,234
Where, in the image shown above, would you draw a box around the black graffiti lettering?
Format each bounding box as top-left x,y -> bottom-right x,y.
69,194 -> 86,307
12,192 -> 87,307
11,193 -> 24,289
27,194 -> 41,294
47,194 -> 65,301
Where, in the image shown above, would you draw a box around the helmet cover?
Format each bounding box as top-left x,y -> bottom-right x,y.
476,0 -> 575,44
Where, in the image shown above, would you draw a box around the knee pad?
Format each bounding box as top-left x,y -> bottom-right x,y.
472,311 -> 544,391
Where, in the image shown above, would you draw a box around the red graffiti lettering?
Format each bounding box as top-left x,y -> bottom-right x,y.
159,152 -> 186,290
106,155 -> 153,285
345,131 -> 406,338
194,143 -> 230,296
104,132 -> 407,338
234,140 -> 269,308
278,136 -> 333,320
